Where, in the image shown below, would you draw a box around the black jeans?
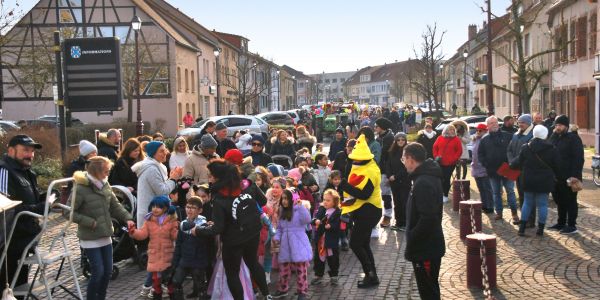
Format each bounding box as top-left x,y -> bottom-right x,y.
455,159 -> 468,180
349,203 -> 381,274
171,266 -> 205,293
391,184 -> 411,227
441,165 -> 456,197
313,247 -> 340,277
221,235 -> 269,299
412,257 -> 442,300
552,181 -> 578,227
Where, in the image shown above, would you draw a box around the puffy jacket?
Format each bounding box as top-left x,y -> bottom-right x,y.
109,156 -> 139,190
183,148 -> 219,185
130,214 -> 179,272
311,165 -> 331,194
131,157 -> 177,226
296,134 -> 317,153
270,139 -> 296,159
432,135 -> 462,167
549,131 -> 584,181
236,133 -> 253,154
97,134 -> 118,161
478,130 -> 513,179
173,216 -> 208,269
416,131 -> 437,159
507,124 -> 533,166
511,139 -> 559,193
274,204 -> 313,263
70,171 -> 133,241
67,156 -> 87,178
450,120 -> 471,160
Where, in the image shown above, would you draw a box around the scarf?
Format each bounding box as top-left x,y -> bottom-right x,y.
144,212 -> 168,225
424,130 -> 436,139
87,174 -> 107,190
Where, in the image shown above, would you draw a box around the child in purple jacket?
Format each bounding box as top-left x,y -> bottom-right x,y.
272,189 -> 313,299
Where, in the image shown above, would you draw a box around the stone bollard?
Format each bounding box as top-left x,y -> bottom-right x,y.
452,179 -> 470,212
466,233 -> 497,289
459,200 -> 482,240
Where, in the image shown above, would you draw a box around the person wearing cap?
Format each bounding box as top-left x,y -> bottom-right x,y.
548,115 -> 584,235
507,114 -> 535,226
225,149 -> 267,207
471,123 -> 494,214
214,123 -> 236,158
246,134 -> 273,168
543,111 -> 557,132
183,134 -> 219,186
67,140 -> 98,178
328,127 -> 347,162
374,117 -> 395,227
510,125 -> 559,237
501,115 -> 517,134
97,128 -> 121,161
0,134 -> 45,289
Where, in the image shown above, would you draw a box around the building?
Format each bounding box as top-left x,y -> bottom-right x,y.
281,65 -> 312,107
309,71 -> 355,102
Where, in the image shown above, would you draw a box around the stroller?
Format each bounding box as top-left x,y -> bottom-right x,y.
81,185 -> 148,280
271,155 -> 294,170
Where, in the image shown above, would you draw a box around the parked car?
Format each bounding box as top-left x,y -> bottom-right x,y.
286,110 -> 301,125
256,112 -> 295,129
176,115 -> 269,139
465,121 -> 503,160
435,115 -> 488,135
35,115 -> 85,127
0,120 -> 20,132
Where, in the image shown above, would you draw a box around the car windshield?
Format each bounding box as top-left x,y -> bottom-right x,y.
190,119 -> 209,128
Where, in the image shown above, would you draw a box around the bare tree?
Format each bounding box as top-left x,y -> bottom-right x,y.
221,52 -> 273,115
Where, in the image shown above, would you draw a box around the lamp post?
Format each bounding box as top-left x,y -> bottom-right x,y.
213,48 -> 221,116
131,16 -> 143,136
305,79 -> 309,105
440,64 -> 444,111
292,75 -> 296,109
463,48 -> 468,114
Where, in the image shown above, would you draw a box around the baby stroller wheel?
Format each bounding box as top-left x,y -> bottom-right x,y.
110,266 -> 119,280
137,251 -> 148,270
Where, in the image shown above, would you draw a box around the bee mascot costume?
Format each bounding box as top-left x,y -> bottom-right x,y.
340,134 -> 382,288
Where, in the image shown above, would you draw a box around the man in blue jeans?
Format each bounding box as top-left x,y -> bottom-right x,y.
477,116 -> 520,224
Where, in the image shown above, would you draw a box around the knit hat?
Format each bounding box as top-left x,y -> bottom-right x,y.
554,114 -> 569,127
267,163 -> 287,177
287,168 -> 302,182
148,195 -> 176,215
251,134 -> 265,145
335,126 -> 344,134
215,123 -> 227,131
394,132 -> 407,141
375,117 -> 392,131
532,124 -> 548,140
200,134 -> 218,149
79,140 -> 97,157
348,134 -> 374,161
224,149 -> 244,166
145,141 -> 163,158
517,114 -> 532,125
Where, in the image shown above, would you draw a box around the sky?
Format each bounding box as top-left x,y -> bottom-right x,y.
7,0 -> 509,74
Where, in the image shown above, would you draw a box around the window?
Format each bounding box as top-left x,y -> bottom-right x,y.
191,70 -> 195,93
570,20 -> 577,59
177,67 -> 182,91
591,14 -> 597,54
577,16 -> 587,58
228,117 -> 252,127
561,24 -> 568,62
524,33 -> 530,57
332,78 -> 337,83
325,79 -> 330,83
185,69 -> 189,92
341,78 -> 345,82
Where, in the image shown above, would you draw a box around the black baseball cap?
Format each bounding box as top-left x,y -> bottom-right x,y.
8,135 -> 42,149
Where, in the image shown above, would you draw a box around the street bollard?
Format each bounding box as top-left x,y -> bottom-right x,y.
452,179 -> 470,212
459,200 -> 482,240
466,233 -> 497,289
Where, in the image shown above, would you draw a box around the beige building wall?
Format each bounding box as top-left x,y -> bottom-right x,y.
174,45 -> 200,130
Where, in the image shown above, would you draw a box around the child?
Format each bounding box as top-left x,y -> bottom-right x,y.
311,189 -> 342,286
194,183 -> 217,289
259,177 -> 286,283
272,189 -> 313,299
129,195 -> 179,299
315,143 -> 324,155
311,153 -> 331,196
171,196 -> 208,299
324,171 -> 349,251
251,166 -> 270,194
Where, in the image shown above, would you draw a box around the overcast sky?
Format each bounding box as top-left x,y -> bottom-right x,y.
9,0 -> 509,74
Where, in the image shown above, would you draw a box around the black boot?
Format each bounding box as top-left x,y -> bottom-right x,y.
518,221 -> 527,236
172,288 -> 184,300
536,223 -> 545,236
357,264 -> 379,289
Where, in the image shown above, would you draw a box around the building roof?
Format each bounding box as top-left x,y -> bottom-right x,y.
281,65 -> 311,80
343,66 -> 381,86
212,31 -> 249,51
131,0 -> 197,50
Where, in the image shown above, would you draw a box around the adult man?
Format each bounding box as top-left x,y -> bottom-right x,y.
507,114 -> 535,226
97,128 -> 121,161
0,135 -> 45,289
184,134 -> 220,185
214,123 -> 236,157
549,115 -> 584,234
245,134 -> 272,167
183,111 -> 195,128
471,124 -> 494,214
402,143 -> 445,300
532,112 -> 544,126
375,117 -> 395,227
478,116 -> 519,223
501,115 -> 517,134
389,107 -> 402,132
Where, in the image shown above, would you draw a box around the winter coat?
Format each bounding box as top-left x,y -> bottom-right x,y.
173,216 -> 208,269
131,157 -> 177,226
97,135 -> 119,161
549,131 -> 584,181
67,156 -> 87,178
169,152 -> 190,170
328,138 -> 347,161
501,124 -> 517,134
377,129 -> 395,172
389,111 -> 401,131
109,156 -> 139,190
312,206 -> 341,249
247,151 -> 273,168
432,135 -> 462,167
216,138 -> 237,158
451,120 -> 471,160
507,124 -> 533,166
130,214 -> 179,272
274,204 -> 313,263
385,148 -> 410,189
470,135 -> 488,178
311,165 -> 331,194
416,131 -> 437,159
70,171 -> 133,241
183,149 -> 219,185
477,130 -> 513,179
511,138 -> 559,193
269,139 -> 296,159
296,134 -> 317,153
405,159 -> 445,262
332,151 -> 350,179
368,140 -> 382,165
236,133 -> 253,155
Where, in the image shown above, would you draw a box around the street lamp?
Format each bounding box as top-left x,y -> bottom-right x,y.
305,79 -> 309,105
276,70 -> 280,111
385,79 -> 390,107
292,75 -> 296,109
213,47 -> 221,116
463,48 -> 468,114
131,16 -> 143,136
440,64 -> 444,110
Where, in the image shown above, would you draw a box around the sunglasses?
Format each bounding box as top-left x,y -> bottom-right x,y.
476,130 -> 486,133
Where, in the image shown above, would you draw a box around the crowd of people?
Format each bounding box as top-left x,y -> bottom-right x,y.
0,106 -> 586,300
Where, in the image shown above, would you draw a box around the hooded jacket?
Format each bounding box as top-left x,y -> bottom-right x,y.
97,133 -> 118,161
70,171 -> 133,241
450,120 -> 471,160
507,124 -> 534,166
416,130 -> 437,159
432,132 -> 462,167
269,138 -> 296,159
511,139 -> 559,193
131,157 -> 177,226
183,147 -> 219,185
405,159 -> 445,262
296,132 -> 317,152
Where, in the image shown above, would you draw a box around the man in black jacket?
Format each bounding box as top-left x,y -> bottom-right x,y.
97,128 -> 121,161
549,115 -> 584,234
375,117 -> 395,227
215,123 -> 236,157
402,143 -> 445,300
0,135 -> 45,289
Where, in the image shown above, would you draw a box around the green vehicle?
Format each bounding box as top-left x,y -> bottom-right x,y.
324,115 -> 338,132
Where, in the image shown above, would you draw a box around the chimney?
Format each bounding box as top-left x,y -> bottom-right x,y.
468,24 -> 477,41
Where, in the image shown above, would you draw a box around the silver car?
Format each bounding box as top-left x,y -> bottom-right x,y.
176,115 -> 269,139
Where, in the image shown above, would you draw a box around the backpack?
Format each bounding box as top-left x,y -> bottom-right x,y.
231,193 -> 262,233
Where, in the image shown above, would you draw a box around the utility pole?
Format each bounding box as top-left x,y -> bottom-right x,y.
54,31 -> 67,163
486,0 -> 495,115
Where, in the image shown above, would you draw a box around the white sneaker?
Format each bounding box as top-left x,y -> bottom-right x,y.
443,196 -> 449,203
265,272 -> 271,284
139,285 -> 152,297
370,228 -> 380,238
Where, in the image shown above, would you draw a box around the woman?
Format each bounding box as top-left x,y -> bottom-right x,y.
511,125 -> 559,237
471,124 -> 495,214
451,120 -> 471,179
169,136 -> 190,170
68,140 -> 97,178
71,156 -> 135,300
385,132 -> 411,231
432,124 -> 462,203
295,125 -> 317,153
416,124 -> 437,159
109,138 -> 144,194
195,160 -> 271,300
328,128 -> 347,162
270,130 -> 296,160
